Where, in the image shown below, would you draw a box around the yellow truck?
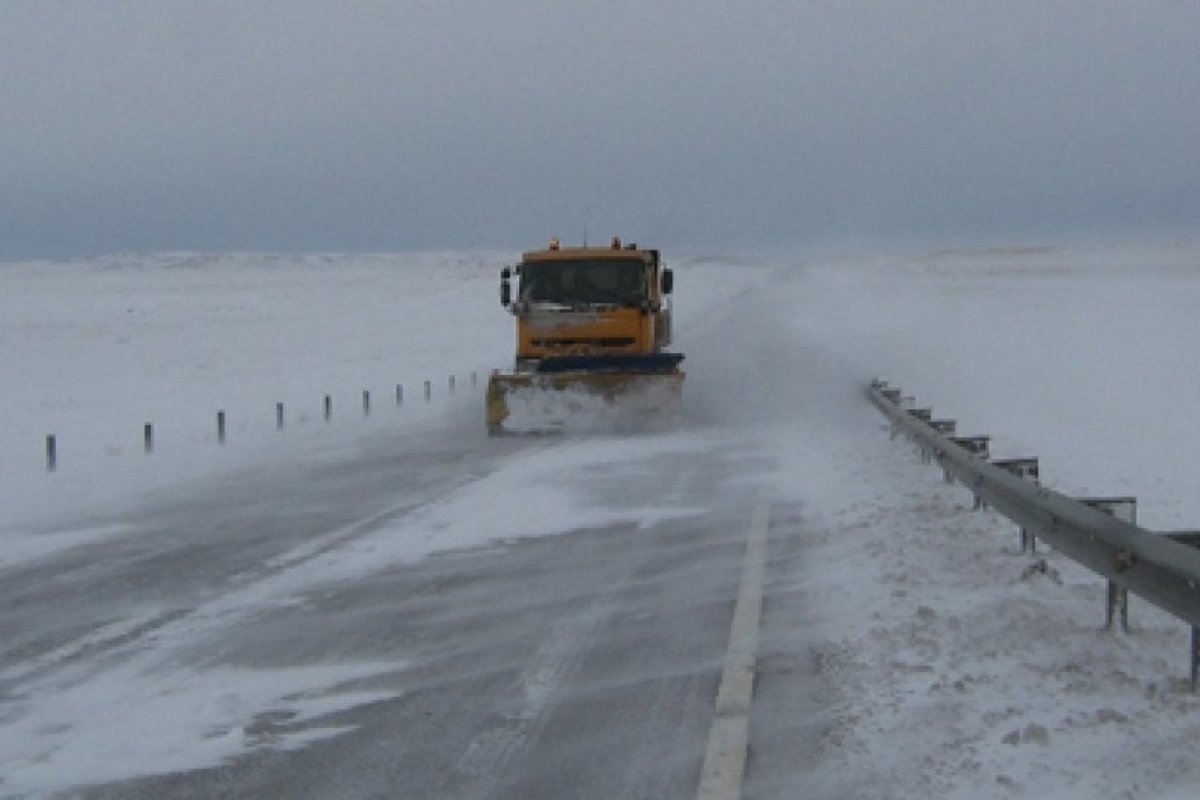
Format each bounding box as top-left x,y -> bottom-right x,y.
486,237 -> 684,434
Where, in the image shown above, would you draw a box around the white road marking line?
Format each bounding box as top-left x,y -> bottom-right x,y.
697,501 -> 770,800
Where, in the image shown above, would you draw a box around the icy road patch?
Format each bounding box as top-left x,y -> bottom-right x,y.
0,661 -> 399,796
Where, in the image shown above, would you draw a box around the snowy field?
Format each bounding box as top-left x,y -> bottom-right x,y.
4,242 -> 1200,796
0,251 -> 513,536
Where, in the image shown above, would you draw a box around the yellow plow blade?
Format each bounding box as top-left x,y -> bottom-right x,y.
486,370 -> 684,435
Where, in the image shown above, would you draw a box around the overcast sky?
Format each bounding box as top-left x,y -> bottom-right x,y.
1,1 -> 1197,260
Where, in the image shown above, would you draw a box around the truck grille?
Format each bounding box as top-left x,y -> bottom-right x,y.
532,337 -> 636,349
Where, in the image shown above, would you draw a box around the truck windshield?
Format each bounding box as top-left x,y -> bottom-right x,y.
519,259 -> 645,306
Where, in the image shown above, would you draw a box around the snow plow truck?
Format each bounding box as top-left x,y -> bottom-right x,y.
486,237 -> 684,434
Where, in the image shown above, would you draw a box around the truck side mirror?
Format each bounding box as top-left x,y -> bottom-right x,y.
500,267 -> 512,307
661,268 -> 674,295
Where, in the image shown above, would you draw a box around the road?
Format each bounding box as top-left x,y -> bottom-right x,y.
0,422 -> 810,798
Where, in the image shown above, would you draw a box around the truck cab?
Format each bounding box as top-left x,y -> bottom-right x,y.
500,237 -> 674,369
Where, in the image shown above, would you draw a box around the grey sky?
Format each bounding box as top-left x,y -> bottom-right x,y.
2,1 -> 1197,260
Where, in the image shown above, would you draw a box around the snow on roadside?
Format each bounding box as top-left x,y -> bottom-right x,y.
727,242 -> 1200,798
754,413 -> 1200,799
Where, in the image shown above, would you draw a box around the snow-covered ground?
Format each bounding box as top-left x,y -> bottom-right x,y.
3,242 -> 1200,797
0,250 -> 512,537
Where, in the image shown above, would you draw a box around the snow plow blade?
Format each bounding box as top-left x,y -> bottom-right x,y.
486,368 -> 684,435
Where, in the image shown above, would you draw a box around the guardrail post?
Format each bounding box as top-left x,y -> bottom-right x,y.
144,423 -> 154,454
882,390 -> 902,437
1192,627 -> 1200,692
995,458 -> 1041,551
931,419 -> 957,437
878,385 -> 902,440
324,394 -> 332,422
908,409 -> 933,461
1106,580 -> 1130,633
424,380 -> 432,402
1164,532 -> 1200,691
471,371 -> 478,387
1020,528 -> 1037,553
952,436 -> 990,459
217,411 -> 226,445
396,384 -> 403,406
997,458 -> 1040,483
363,389 -> 371,418
46,434 -> 57,472
449,375 -> 456,394
928,421 -> 957,468
276,402 -> 285,431
950,437 -> 991,508
1080,497 -> 1137,522
1081,497 -> 1137,632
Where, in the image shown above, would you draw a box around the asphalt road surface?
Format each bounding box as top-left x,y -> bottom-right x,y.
0,425 -> 815,799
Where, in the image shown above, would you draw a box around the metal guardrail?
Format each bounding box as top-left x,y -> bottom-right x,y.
869,378 -> 1200,690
